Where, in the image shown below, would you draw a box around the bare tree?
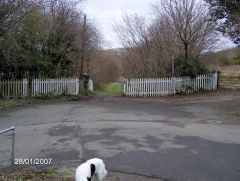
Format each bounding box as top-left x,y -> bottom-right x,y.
114,13 -> 174,78
114,0 -> 218,78
114,14 -> 159,78
83,18 -> 102,75
70,15 -> 102,77
153,0 -> 218,60
89,50 -> 122,83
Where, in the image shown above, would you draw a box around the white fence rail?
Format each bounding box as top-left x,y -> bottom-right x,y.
31,78 -> 79,96
0,79 -> 28,97
123,73 -> 218,97
0,78 -> 83,97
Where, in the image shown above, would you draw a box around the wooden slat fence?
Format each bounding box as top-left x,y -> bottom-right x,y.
31,78 -> 79,96
123,73 -> 218,96
0,79 -> 28,97
1,78 -> 80,97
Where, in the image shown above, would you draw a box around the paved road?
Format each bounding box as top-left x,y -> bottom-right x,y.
0,93 -> 240,181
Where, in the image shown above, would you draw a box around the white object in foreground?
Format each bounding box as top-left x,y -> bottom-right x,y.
75,158 -> 108,181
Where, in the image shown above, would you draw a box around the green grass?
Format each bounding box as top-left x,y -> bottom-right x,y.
34,169 -> 58,178
233,59 -> 240,65
96,83 -> 123,95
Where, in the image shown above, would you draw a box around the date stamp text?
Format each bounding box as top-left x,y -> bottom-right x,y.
14,158 -> 52,165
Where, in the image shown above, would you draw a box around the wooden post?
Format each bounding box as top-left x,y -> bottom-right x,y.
80,14 -> 87,77
172,56 -> 175,77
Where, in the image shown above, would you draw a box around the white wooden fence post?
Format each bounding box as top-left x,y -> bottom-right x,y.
88,79 -> 93,92
173,77 -> 176,95
24,79 -> 28,96
76,78 -> 79,95
22,79 -> 25,97
213,72 -> 218,90
123,79 -> 126,95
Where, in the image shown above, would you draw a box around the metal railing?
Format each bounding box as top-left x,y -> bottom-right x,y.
0,126 -> 15,167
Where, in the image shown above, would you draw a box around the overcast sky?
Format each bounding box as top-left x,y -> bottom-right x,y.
84,0 -> 236,50
84,0 -> 156,49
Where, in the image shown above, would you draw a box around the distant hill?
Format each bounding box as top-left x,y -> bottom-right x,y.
105,48 -> 127,56
104,48 -> 127,65
200,47 -> 240,69
200,47 -> 240,90
105,47 -> 240,70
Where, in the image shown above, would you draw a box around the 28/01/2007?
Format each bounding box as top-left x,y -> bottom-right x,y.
15,158 -> 52,165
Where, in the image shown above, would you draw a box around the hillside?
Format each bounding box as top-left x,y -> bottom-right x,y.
201,47 -> 240,90
107,47 -> 240,69
104,48 -> 127,65
105,48 -> 127,56
200,47 -> 240,70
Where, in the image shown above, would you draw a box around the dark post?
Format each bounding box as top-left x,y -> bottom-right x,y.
80,14 -> 87,77
87,55 -> 90,75
172,56 -> 175,77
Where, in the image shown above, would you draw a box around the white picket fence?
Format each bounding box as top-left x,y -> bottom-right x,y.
123,73 -> 218,96
0,79 -> 28,97
31,78 -> 79,96
0,78 -> 83,97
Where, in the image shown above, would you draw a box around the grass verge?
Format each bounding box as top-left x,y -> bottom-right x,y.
96,83 -> 122,95
0,91 -> 94,110
0,169 -> 70,181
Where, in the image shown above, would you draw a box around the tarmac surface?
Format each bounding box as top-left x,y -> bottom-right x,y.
0,92 -> 240,181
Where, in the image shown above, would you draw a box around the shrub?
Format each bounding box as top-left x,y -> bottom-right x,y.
174,54 -> 209,78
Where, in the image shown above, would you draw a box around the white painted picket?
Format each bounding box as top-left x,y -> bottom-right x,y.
123,73 -> 218,96
31,78 -> 79,96
0,79 -> 28,97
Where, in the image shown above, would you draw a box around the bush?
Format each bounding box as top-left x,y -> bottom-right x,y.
174,54 -> 209,78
